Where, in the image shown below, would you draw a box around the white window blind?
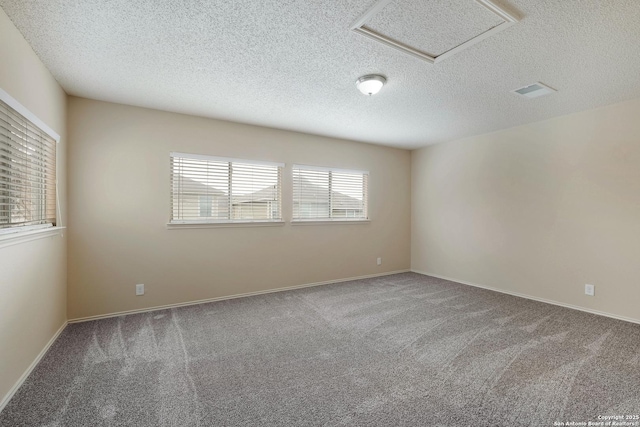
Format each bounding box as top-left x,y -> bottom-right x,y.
0,98 -> 57,233
170,152 -> 283,223
293,165 -> 368,221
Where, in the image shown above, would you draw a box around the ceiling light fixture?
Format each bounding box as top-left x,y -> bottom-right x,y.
356,74 -> 386,96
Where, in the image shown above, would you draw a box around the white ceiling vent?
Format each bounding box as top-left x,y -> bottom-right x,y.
512,82 -> 558,98
351,0 -> 519,64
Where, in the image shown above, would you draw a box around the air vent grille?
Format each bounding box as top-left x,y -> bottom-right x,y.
513,82 -> 557,98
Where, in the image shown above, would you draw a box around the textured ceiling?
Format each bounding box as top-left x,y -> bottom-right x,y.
1,0 -> 640,149
366,0 -> 505,56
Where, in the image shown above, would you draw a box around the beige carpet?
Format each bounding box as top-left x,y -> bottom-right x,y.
1,272 -> 639,426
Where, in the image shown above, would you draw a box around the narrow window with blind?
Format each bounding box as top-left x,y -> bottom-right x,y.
0,96 -> 57,235
170,152 -> 283,224
292,165 -> 368,221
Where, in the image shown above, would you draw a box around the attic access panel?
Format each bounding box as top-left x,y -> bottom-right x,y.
351,0 -> 519,64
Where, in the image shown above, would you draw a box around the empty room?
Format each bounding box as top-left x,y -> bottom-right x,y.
1,0 -> 639,425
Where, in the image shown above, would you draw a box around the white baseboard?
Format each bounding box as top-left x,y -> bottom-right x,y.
411,269 -> 640,325
0,321 -> 68,414
69,270 -> 411,323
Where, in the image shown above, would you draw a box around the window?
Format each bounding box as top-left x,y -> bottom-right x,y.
170,152 -> 283,224
293,165 -> 368,221
0,95 -> 57,234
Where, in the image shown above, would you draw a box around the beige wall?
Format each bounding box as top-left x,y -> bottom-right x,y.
0,8 -> 67,405
412,97 -> 640,322
67,97 -> 411,319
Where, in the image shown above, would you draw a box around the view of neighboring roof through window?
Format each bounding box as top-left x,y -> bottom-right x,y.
170,152 -> 283,224
292,165 -> 369,221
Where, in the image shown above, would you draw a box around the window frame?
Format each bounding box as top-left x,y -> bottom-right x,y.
0,88 -> 62,247
291,164 -> 369,224
168,152 -> 285,228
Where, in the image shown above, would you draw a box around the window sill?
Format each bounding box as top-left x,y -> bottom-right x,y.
0,226 -> 66,249
167,221 -> 285,230
291,220 -> 371,225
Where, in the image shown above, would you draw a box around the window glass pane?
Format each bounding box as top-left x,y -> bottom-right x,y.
331,172 -> 366,219
293,169 -> 330,219
231,163 -> 280,220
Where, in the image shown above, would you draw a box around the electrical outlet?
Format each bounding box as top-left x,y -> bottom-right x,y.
585,284 -> 595,296
377,257 -> 382,266
136,284 -> 145,296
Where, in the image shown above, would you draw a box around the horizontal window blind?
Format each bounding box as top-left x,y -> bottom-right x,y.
170,152 -> 283,223
0,98 -> 57,232
293,165 -> 368,221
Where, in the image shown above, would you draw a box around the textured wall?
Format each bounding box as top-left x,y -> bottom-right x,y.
412,97 -> 640,322
0,8 -> 67,406
67,97 -> 411,319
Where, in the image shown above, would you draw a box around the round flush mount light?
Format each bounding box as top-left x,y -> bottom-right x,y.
356,74 -> 386,96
